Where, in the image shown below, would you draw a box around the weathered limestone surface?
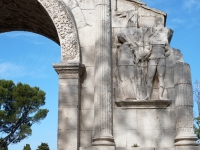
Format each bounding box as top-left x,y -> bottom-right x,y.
113,108 -> 175,148
175,146 -> 200,150
80,146 -> 115,150
79,147 -> 199,150
53,63 -> 85,150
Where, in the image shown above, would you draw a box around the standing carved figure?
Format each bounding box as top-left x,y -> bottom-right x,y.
145,24 -> 171,100
117,33 -> 137,100
133,27 -> 150,100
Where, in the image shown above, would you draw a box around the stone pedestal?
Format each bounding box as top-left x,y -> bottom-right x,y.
175,146 -> 200,150
92,146 -> 115,150
92,0 -> 115,147
174,62 -> 198,146
53,63 -> 85,150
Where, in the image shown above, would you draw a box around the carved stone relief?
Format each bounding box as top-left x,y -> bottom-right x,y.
117,33 -> 137,100
115,11 -> 173,101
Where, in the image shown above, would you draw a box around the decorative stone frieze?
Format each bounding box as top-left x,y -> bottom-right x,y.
38,0 -> 80,62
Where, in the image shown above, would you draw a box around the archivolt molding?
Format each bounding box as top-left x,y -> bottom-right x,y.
38,0 -> 80,62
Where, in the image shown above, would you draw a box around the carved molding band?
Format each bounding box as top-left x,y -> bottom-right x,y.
53,63 -> 85,76
115,100 -> 171,109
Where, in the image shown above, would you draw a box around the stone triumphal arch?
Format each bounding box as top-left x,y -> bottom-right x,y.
1,0 -> 200,150
0,0 -> 81,62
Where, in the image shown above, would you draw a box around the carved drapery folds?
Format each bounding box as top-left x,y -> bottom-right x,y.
38,0 -> 80,62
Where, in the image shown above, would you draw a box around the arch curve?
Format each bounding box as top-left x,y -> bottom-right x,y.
38,0 -> 80,62
0,0 -> 80,62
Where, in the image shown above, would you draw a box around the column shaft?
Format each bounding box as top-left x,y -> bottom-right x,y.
93,0 -> 115,146
174,62 -> 198,146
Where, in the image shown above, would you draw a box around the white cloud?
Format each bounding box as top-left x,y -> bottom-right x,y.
4,31 -> 44,45
5,32 -> 39,38
172,18 -> 186,24
0,62 -> 25,78
183,0 -> 200,10
0,62 -> 51,79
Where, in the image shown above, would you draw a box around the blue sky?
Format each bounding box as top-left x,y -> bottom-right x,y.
0,0 -> 200,149
0,32 -> 60,150
141,1 -> 200,80
142,0 -> 200,112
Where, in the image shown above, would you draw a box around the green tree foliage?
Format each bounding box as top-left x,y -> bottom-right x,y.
23,144 -> 31,150
194,80 -> 200,143
194,116 -> 200,143
36,142 -> 50,150
194,81 -> 200,116
0,139 -> 8,150
0,80 -> 49,149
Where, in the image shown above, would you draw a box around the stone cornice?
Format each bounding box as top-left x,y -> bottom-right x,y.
126,0 -> 167,16
53,63 -> 85,76
115,100 -> 172,109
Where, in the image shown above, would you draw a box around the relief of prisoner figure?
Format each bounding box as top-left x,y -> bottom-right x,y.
132,27 -> 154,100
145,21 -> 172,100
117,33 -> 137,100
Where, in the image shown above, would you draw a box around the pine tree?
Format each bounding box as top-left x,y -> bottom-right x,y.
23,144 -> 31,150
36,142 -> 50,150
0,79 -> 49,149
0,139 -> 8,150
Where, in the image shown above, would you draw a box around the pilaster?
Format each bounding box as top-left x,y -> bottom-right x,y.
53,63 -> 85,150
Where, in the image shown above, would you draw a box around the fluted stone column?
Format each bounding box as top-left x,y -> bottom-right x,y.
53,63 -> 85,150
92,0 -> 115,147
174,62 -> 198,146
